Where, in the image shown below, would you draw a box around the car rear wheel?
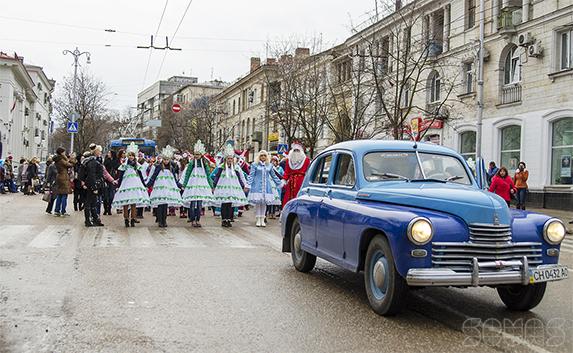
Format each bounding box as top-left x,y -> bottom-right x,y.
364,235 -> 408,316
290,218 -> 316,273
497,283 -> 547,311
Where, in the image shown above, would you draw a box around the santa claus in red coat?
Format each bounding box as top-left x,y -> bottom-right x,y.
282,143 -> 310,206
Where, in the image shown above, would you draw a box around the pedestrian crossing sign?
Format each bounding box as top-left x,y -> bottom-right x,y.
67,121 -> 78,133
277,144 -> 288,154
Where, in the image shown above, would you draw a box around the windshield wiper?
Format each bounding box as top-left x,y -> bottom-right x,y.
410,178 -> 447,183
371,172 -> 410,181
446,175 -> 464,182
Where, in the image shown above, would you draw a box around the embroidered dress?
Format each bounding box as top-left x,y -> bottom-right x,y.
149,169 -> 183,207
112,164 -> 150,208
182,160 -> 214,206
247,162 -> 283,205
212,167 -> 248,207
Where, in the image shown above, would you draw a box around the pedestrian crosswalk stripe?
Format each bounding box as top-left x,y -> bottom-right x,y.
128,227 -> 155,248
238,226 -> 284,252
0,225 -> 36,247
202,227 -> 255,248
153,227 -> 207,248
100,228 -> 128,247
28,226 -> 72,248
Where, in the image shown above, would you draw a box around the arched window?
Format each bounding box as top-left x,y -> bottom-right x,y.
551,117 -> 573,185
500,125 -> 521,170
459,131 -> 476,161
427,71 -> 441,103
503,45 -> 521,85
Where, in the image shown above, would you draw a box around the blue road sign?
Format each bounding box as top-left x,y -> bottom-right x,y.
67,121 -> 79,133
277,144 -> 289,154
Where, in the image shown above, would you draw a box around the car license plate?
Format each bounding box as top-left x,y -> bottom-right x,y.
529,266 -> 568,284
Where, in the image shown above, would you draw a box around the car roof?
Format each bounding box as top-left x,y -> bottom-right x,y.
322,140 -> 459,156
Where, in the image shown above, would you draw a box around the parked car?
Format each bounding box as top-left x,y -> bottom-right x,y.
280,140 -> 568,316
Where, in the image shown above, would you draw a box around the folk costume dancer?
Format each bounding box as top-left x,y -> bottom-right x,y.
147,146 -> 183,228
111,143 -> 150,227
182,140 -> 214,227
212,145 -> 248,227
246,150 -> 283,227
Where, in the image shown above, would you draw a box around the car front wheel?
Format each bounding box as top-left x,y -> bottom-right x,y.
497,283 -> 547,311
364,235 -> 408,316
290,218 -> 316,273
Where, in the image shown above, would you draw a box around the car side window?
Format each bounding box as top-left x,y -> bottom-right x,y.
311,154 -> 332,184
334,153 -> 356,187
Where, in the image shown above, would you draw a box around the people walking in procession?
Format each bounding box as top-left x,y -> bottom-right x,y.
282,143 -> 310,207
112,144 -> 150,227
181,140 -> 214,228
52,147 -> 75,216
267,155 -> 284,219
212,144 -> 248,228
489,166 -> 517,207
245,150 -> 283,227
514,161 -> 529,210
147,145 -> 183,228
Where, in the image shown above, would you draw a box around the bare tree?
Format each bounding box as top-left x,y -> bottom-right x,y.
351,0 -> 463,140
263,39 -> 332,157
53,71 -> 116,153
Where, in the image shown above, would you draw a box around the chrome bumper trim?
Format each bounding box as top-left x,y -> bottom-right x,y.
406,256 -> 566,287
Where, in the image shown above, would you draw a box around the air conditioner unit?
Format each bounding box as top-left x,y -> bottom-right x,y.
528,42 -> 543,57
518,32 -> 533,47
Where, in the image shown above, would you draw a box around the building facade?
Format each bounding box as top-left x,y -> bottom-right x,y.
137,76 -> 198,137
213,58 -> 275,160
0,52 -> 54,161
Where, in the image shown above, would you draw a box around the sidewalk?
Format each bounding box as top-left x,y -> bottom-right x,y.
529,208 -> 573,234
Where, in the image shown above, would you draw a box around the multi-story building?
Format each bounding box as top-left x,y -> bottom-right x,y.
0,52 -> 54,161
137,76 -> 198,137
213,58 -> 277,160
322,0 -> 573,209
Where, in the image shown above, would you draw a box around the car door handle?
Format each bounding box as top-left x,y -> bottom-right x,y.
325,189 -> 332,199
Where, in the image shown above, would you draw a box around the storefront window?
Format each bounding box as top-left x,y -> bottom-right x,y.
551,117 -> 573,185
500,125 -> 521,170
460,131 -> 476,161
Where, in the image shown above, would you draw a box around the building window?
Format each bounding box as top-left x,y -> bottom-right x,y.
460,131 -> 476,161
428,71 -> 441,103
500,125 -> 521,170
559,29 -> 573,71
551,117 -> 573,185
232,100 -> 236,115
504,46 -> 521,85
464,62 -> 474,93
336,58 -> 352,83
466,0 -> 476,29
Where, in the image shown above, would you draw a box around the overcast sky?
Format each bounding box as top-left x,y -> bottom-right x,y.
1,0 -> 376,110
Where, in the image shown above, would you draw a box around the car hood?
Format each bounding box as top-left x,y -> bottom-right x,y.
357,182 -> 511,225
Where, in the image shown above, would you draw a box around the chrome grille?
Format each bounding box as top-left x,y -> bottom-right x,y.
432,223 -> 542,272
469,224 -> 512,243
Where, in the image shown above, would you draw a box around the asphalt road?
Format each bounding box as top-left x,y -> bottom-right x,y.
0,194 -> 571,353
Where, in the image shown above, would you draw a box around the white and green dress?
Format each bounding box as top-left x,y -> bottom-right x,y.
149,167 -> 183,207
181,159 -> 214,206
112,163 -> 150,208
212,165 -> 248,207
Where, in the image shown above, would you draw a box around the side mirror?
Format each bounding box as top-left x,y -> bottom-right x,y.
475,157 -> 488,190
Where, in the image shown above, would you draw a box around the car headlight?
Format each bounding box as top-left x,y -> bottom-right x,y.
544,219 -> 566,245
407,217 -> 433,245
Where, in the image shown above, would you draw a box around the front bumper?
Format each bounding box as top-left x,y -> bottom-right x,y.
406,256 -> 568,287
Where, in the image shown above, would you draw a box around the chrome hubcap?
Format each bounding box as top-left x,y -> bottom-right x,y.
373,259 -> 387,290
294,233 -> 303,258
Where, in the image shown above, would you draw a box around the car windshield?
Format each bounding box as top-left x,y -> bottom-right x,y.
363,151 -> 472,185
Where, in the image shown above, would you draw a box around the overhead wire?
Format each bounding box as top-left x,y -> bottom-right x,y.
142,0 -> 170,89
155,0 -> 194,80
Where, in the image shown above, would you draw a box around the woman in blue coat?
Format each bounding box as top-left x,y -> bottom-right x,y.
245,150 -> 283,227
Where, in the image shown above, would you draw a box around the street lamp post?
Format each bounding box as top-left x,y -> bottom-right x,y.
62,47 -> 91,153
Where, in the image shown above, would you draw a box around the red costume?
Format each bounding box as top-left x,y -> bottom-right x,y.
282,157 -> 310,206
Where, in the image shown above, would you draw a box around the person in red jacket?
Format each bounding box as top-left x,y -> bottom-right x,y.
489,166 -> 517,207
282,143 -> 310,207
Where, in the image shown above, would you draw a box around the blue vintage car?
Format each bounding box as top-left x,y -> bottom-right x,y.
280,140 -> 568,316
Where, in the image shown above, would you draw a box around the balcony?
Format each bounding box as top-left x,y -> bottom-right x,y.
498,8 -> 522,35
499,83 -> 522,105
